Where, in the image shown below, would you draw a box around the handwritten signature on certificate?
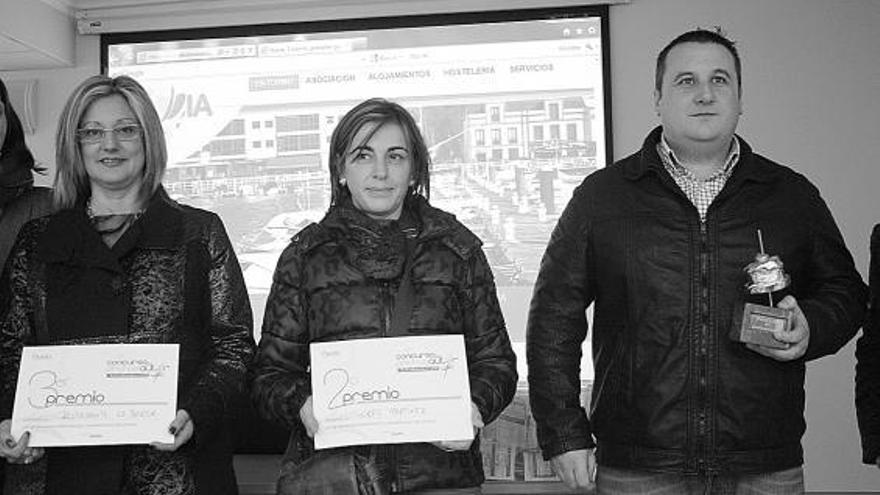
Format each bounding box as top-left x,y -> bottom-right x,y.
310,335 -> 473,449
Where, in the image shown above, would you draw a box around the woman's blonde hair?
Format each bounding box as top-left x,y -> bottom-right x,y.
54,75 -> 167,209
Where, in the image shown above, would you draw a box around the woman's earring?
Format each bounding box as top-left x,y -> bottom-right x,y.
339,178 -> 347,186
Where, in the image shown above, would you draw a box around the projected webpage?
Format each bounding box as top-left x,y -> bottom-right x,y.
107,15 -> 605,388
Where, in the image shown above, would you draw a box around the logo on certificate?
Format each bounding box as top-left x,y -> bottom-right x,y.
395,351 -> 459,374
105,358 -> 171,380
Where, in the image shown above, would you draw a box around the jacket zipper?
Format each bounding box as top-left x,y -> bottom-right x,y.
383,279 -> 398,489
697,220 -> 710,473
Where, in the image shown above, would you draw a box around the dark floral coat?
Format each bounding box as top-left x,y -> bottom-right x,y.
0,187 -> 255,495
252,195 -> 517,492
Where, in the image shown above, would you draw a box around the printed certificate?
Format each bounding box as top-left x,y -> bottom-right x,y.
11,344 -> 179,447
311,335 -> 473,450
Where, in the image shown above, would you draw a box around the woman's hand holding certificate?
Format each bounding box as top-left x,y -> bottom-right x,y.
0,419 -> 43,464
151,409 -> 194,452
431,401 -> 484,451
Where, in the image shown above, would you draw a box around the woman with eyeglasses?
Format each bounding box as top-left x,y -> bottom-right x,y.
0,75 -> 255,495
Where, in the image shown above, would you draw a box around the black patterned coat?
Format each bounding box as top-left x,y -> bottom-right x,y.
0,188 -> 255,495
252,196 -> 517,492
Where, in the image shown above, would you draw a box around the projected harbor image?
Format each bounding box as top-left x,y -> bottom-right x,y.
107,10 -> 608,365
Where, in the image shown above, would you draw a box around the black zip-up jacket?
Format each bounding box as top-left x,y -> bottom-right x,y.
527,127 -> 867,475
252,196 -> 517,491
856,224 -> 880,464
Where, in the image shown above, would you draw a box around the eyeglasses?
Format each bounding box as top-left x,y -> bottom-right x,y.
76,124 -> 143,143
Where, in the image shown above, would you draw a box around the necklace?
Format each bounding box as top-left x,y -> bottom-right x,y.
86,197 -> 145,242
86,197 -> 144,219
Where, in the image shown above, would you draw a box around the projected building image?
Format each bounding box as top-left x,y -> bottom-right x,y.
106,7 -> 608,385
106,8 -> 609,481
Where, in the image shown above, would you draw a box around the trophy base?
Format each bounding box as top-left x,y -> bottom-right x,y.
730,303 -> 792,349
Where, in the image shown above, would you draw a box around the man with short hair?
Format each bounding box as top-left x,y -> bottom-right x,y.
526,28 -> 866,493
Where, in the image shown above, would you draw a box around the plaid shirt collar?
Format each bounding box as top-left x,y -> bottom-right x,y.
656,134 -> 741,221
657,134 -> 741,181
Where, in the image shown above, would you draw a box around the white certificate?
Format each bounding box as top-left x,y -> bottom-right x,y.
11,344 -> 179,447
310,335 -> 473,450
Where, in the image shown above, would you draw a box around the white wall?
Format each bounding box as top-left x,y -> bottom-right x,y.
2,0 -> 879,490
0,33 -> 96,185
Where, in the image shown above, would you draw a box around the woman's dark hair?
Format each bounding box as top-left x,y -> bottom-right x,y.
328,98 -> 430,206
0,77 -> 38,171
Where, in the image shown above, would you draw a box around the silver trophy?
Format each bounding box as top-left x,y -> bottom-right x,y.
731,230 -> 793,349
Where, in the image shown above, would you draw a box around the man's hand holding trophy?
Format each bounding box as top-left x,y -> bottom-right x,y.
731,230 -> 810,360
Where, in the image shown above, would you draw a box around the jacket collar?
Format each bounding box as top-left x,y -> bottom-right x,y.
321,195 -> 458,238
306,195 -> 477,258
623,126 -> 778,185
36,186 -> 183,267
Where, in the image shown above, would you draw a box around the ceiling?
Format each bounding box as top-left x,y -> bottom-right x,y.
66,0 -> 191,7
0,34 -> 46,71
0,0 -> 244,71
